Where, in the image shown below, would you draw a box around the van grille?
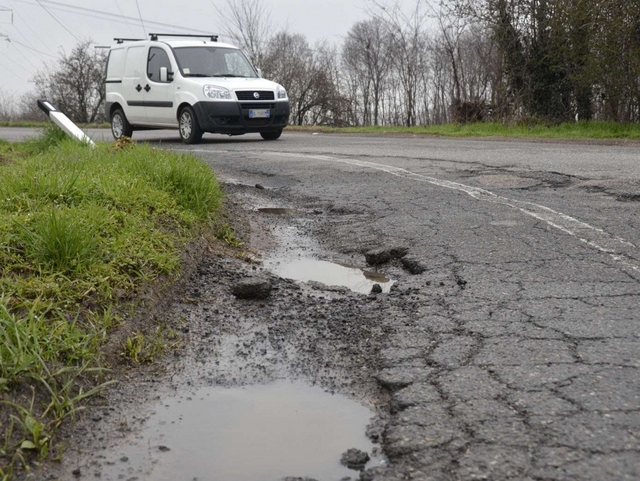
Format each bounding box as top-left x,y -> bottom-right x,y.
236,91 -> 275,101
240,103 -> 276,110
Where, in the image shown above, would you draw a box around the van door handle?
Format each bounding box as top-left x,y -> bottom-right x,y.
144,84 -> 151,92
135,84 -> 142,92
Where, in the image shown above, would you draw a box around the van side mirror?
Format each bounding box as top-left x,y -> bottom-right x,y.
256,67 -> 262,78
160,67 -> 171,83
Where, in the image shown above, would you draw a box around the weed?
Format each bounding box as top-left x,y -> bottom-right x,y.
110,136 -> 134,151
22,124 -> 69,155
122,325 -> 178,364
217,224 -> 244,248
7,400 -> 51,460
15,208 -> 99,272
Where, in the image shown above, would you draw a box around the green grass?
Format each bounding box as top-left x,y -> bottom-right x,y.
0,127 -> 222,477
287,121 -> 640,140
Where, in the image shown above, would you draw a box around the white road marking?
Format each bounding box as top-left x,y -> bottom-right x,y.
185,148 -> 640,274
278,152 -> 640,273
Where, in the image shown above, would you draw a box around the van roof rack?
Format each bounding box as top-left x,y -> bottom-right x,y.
114,38 -> 145,44
149,33 -> 219,42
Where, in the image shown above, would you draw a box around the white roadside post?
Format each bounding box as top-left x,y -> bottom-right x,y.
37,100 -> 96,148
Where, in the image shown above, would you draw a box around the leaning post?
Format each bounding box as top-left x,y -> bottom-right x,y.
36,100 -> 96,148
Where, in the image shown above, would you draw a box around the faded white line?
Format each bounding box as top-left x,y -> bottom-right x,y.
183,148 -> 640,274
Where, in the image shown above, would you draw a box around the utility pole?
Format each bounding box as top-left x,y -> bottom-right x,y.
0,6 -> 13,25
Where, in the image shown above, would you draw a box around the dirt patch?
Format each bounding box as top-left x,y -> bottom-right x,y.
27,185 -> 396,480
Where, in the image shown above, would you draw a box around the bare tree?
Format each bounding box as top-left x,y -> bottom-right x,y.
343,18 -> 394,125
369,0 -> 430,126
263,32 -> 342,125
32,40 -> 107,123
215,0 -> 272,67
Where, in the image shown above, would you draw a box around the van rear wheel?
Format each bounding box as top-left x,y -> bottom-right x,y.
179,106 -> 203,144
260,130 -> 282,141
111,109 -> 133,140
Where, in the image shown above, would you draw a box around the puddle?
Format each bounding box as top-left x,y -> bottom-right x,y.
99,381 -> 378,481
259,208 -> 302,215
266,258 -> 394,294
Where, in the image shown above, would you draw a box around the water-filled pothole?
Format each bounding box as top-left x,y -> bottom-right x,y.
266,258 -> 394,294
259,208 -> 302,215
98,381 -> 378,481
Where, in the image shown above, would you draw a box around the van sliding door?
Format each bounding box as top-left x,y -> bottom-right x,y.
144,46 -> 177,126
122,45 -> 147,124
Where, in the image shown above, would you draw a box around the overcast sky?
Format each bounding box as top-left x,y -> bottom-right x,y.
0,0 -> 387,97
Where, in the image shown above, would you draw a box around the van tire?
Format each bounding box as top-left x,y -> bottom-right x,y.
260,130 -> 282,141
111,109 -> 133,140
179,106 -> 203,144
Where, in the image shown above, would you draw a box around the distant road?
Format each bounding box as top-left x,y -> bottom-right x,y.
0,126 -> 172,143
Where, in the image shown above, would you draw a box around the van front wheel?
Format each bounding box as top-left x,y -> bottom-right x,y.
111,109 -> 133,140
179,107 -> 203,144
260,130 -> 282,141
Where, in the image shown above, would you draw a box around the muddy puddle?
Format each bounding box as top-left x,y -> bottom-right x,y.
97,381 -> 378,481
267,258 -> 394,294
260,221 -> 394,294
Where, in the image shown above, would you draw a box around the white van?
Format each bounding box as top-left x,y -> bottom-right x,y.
105,34 -> 290,144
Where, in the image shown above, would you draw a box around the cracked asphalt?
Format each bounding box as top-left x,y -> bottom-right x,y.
178,132 -> 640,481
3,128 -> 640,480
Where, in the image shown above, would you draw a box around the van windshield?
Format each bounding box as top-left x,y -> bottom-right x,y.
173,47 -> 258,78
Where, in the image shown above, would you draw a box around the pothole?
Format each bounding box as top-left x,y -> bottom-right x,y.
97,381 -> 380,481
266,257 -> 394,294
259,208 -> 302,215
473,174 -> 541,189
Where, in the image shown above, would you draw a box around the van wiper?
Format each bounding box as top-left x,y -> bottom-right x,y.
211,74 -> 245,78
184,73 -> 212,77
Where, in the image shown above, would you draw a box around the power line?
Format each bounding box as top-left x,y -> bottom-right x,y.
9,39 -> 40,69
11,0 -> 216,35
2,5 -> 49,63
0,51 -> 30,82
7,0 -> 57,55
35,0 -> 79,41
9,37 -> 57,58
113,0 -> 133,36
134,0 -> 145,36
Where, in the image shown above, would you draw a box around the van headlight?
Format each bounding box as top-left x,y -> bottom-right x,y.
277,86 -> 288,99
203,85 -> 231,99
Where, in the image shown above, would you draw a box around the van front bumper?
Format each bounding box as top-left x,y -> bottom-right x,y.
192,100 -> 290,134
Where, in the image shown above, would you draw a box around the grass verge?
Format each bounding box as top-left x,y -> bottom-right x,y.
287,121 -> 640,140
0,126 -> 223,478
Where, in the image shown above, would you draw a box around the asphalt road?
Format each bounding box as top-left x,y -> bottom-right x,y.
4,127 -> 640,480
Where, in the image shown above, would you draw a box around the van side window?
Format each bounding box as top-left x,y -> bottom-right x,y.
147,47 -> 171,82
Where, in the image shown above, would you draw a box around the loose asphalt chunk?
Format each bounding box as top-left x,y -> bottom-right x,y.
231,277 -> 272,299
401,256 -> 426,274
